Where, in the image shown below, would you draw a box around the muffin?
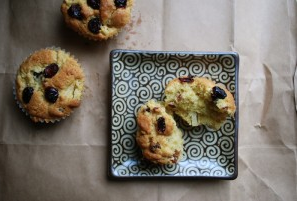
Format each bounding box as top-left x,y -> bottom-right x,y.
164,76 -> 236,130
15,48 -> 85,123
136,100 -> 184,165
61,0 -> 134,41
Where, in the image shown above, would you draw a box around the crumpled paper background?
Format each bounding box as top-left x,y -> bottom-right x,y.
0,0 -> 297,201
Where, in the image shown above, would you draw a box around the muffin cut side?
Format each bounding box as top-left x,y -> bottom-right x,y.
164,76 -> 236,130
136,100 -> 183,165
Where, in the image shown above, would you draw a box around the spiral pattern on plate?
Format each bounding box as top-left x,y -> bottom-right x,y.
112,114 -> 124,130
112,51 -> 122,61
218,136 -> 234,155
126,95 -> 139,112
187,60 -> 206,76
150,79 -> 163,95
225,163 -> 235,175
175,53 -> 194,61
157,66 -> 167,78
128,78 -> 140,91
185,141 -> 204,160
120,153 -> 130,164
227,80 -> 236,93
123,116 -> 137,134
189,125 -> 205,139
154,53 -> 170,63
217,155 -> 229,167
161,164 -> 180,175
122,53 -> 141,70
128,163 -> 140,174
138,169 -> 152,176
114,165 -> 130,176
140,61 -> 156,76
204,54 -> 219,63
202,132 -> 218,146
112,144 -> 123,157
120,69 -> 132,81
113,61 -> 124,75
206,145 -> 221,159
182,165 -> 201,176
112,130 -> 120,144
111,52 -> 237,178
210,166 -> 226,177
176,67 -> 190,77
220,55 -> 235,70
115,81 -> 131,98
196,156 -> 211,169
220,120 -> 235,135
219,72 -> 231,83
208,62 -> 222,76
150,166 -> 163,175
166,59 -> 181,72
136,86 -> 152,101
138,73 -> 151,85
113,98 -> 126,115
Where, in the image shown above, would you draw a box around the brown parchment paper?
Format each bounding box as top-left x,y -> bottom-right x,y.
0,0 -> 297,201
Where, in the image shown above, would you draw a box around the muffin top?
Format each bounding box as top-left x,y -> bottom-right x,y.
15,48 -> 85,123
164,76 -> 236,130
61,0 -> 134,41
136,100 -> 183,165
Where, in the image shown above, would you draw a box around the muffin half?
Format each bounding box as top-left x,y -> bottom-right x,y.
164,76 -> 236,130
136,100 -> 183,165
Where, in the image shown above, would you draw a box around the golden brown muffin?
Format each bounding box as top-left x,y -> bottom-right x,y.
61,0 -> 134,41
15,48 -> 85,123
136,100 -> 184,165
164,76 -> 236,130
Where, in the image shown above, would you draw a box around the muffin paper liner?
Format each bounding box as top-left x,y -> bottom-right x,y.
13,46 -> 85,123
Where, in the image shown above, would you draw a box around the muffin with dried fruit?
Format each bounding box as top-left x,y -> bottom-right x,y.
136,100 -> 183,165
164,76 -> 236,130
61,0 -> 134,41
15,48 -> 85,123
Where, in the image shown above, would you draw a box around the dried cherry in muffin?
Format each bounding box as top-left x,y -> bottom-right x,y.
45,87 -> 59,103
157,117 -> 166,134
68,4 -> 83,20
179,75 -> 195,83
211,86 -> 227,101
22,87 -> 34,104
114,0 -> 127,8
88,17 -> 101,34
87,0 -> 100,9
44,63 -> 59,78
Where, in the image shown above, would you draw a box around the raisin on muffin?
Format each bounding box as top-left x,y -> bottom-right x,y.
136,100 -> 184,165
15,48 -> 85,123
61,0 -> 134,41
164,76 -> 236,130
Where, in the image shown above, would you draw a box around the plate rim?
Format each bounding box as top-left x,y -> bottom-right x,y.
108,49 -> 239,180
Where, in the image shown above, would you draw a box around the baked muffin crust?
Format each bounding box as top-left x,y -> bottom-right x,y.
136,100 -> 184,165
15,48 -> 85,122
61,0 -> 134,40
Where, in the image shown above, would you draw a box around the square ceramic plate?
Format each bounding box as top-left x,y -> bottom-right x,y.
109,50 -> 239,179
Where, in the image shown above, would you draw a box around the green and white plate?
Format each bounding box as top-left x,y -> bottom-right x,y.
109,50 -> 239,179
